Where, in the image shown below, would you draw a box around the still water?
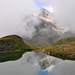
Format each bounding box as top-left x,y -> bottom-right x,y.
0,52 -> 75,75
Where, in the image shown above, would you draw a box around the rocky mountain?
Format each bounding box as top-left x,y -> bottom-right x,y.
38,56 -> 60,69
23,8 -> 75,47
37,8 -> 54,23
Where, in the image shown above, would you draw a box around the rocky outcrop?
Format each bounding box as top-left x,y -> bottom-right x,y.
0,41 -> 13,49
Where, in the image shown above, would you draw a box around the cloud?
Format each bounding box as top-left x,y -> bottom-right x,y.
53,60 -> 75,75
0,52 -> 41,75
51,0 -> 75,31
0,52 -> 75,75
39,0 -> 75,32
0,0 -> 75,40
44,60 -> 75,75
38,0 -> 51,6
0,0 -> 38,38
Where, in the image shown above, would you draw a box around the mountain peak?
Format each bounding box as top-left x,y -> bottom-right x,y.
34,8 -> 54,23
38,8 -> 54,23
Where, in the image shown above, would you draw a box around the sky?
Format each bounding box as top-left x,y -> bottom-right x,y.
0,0 -> 50,38
37,69 -> 49,75
0,0 -> 53,38
0,0 -> 75,38
35,0 -> 47,8
35,0 -> 54,13
0,0 -> 38,38
38,0 -> 75,32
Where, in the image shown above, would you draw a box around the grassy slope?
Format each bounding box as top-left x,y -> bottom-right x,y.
0,35 -> 36,62
0,35 -> 34,51
40,37 -> 75,60
0,35 -> 75,62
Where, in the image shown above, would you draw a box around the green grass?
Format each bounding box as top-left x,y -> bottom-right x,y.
0,51 -> 25,62
40,37 -> 75,60
0,35 -> 34,51
53,37 -> 75,45
0,35 -> 36,62
0,35 -> 75,62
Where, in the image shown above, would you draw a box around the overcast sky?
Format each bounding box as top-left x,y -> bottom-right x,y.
0,0 -> 38,38
39,0 -> 75,31
0,0 -> 75,38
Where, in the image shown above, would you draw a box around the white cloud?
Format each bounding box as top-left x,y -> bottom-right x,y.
0,0 -> 37,38
39,0 -> 75,32
53,60 -> 75,75
44,6 -> 55,13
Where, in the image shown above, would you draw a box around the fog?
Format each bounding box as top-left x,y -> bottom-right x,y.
0,0 -> 38,38
40,0 -> 75,32
0,0 -> 75,39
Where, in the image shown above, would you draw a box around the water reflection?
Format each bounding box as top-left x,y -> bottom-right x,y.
0,52 -> 75,75
52,60 -> 75,75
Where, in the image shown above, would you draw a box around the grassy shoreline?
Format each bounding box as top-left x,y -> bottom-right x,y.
0,35 -> 75,62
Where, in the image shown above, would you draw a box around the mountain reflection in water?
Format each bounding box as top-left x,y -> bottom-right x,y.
0,52 -> 75,75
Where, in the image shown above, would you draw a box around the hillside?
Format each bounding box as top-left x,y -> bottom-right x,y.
0,35 -> 34,51
0,35 -> 75,62
0,35 -> 35,62
38,37 -> 75,60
